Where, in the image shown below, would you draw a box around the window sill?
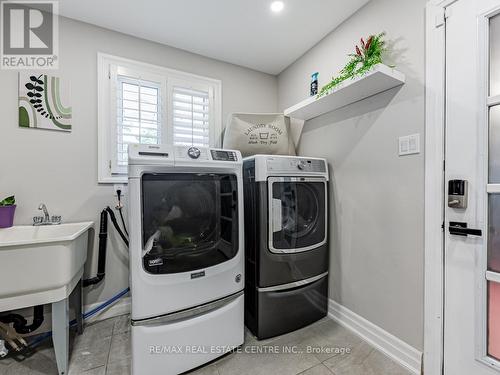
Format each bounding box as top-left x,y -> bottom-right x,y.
98,175 -> 128,184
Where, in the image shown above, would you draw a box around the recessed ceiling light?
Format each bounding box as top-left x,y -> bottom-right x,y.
270,1 -> 284,13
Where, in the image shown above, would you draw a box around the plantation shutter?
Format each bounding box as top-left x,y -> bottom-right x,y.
100,56 -> 222,183
172,86 -> 211,147
115,75 -> 163,170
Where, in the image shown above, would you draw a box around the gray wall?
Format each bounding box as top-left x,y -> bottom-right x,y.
1,2 -> 425,350
0,17 -> 278,307
278,0 -> 425,350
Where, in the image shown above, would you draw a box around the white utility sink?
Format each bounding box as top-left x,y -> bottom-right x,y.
0,221 -> 94,311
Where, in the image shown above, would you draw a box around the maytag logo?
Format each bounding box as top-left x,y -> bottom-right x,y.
190,271 -> 205,279
148,258 -> 163,267
1,1 -> 59,69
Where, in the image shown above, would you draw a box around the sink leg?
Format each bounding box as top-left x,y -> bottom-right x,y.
72,279 -> 84,335
52,298 -> 69,375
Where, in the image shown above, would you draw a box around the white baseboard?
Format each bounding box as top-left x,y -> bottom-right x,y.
328,299 -> 422,375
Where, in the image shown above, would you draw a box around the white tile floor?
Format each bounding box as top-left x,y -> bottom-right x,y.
0,315 -> 412,375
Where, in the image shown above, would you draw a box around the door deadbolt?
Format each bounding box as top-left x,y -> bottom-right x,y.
448,180 -> 468,209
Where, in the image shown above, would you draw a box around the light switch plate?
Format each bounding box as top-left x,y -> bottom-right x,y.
399,134 -> 420,156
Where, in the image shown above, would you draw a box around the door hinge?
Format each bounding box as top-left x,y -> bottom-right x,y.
109,160 -> 112,170
435,6 -> 450,28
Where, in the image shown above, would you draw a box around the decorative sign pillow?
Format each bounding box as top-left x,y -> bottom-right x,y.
223,113 -> 296,157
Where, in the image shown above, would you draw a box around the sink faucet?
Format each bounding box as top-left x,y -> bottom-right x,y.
38,203 -> 50,222
33,204 -> 61,226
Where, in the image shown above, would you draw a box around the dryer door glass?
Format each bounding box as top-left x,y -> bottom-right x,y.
141,173 -> 239,274
269,177 -> 326,252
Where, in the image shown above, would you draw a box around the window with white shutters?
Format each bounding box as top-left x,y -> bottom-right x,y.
172,86 -> 210,147
116,76 -> 162,168
98,54 -> 221,183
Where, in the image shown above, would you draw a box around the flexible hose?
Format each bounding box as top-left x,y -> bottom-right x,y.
118,208 -> 128,237
105,207 -> 129,247
83,287 -> 129,320
84,205 -> 129,287
115,189 -> 128,236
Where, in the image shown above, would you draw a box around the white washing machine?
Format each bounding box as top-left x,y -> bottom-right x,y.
128,144 -> 245,375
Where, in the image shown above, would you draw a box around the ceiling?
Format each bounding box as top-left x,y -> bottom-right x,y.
58,0 -> 370,75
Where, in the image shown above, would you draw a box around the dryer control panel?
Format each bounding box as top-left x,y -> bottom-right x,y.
266,157 -> 326,173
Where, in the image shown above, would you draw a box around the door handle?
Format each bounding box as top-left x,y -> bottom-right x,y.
272,198 -> 282,233
449,221 -> 482,237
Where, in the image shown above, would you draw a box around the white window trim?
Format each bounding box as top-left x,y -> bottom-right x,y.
97,53 -> 222,183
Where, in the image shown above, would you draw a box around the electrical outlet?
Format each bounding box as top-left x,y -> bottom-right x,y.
113,184 -> 127,197
399,134 -> 420,156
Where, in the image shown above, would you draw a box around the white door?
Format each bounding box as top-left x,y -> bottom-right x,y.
445,0 -> 500,373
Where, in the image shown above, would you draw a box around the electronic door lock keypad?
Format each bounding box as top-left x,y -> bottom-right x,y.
448,179 -> 468,209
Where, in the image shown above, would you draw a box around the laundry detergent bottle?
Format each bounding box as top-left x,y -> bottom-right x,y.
310,72 -> 319,96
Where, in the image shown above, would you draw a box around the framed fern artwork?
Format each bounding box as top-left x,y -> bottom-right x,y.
18,73 -> 72,131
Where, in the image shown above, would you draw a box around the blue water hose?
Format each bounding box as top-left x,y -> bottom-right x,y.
27,287 -> 130,349
83,287 -> 129,320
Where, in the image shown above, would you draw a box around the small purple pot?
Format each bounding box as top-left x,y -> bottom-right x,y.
0,205 -> 16,228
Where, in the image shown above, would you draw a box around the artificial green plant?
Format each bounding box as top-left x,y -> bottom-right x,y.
317,32 -> 389,98
0,196 -> 15,206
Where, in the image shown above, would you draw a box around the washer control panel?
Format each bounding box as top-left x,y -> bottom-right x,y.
210,150 -> 238,161
174,146 -> 239,162
175,146 -> 208,160
297,160 -> 307,170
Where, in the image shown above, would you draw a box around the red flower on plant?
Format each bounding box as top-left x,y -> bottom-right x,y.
365,36 -> 373,50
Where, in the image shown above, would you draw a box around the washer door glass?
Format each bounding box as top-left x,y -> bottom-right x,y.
141,173 -> 239,274
269,178 -> 326,252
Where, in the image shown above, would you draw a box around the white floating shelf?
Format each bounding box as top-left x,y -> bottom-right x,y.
284,64 -> 406,121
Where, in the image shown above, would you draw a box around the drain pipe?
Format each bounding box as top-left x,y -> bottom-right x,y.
0,305 -> 44,334
26,287 -> 130,350
83,209 -> 108,287
83,205 -> 128,287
